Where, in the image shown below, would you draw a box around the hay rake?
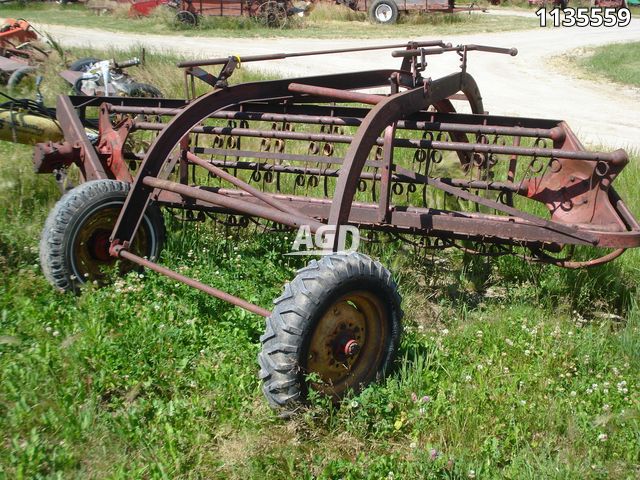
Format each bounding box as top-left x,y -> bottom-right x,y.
37,42 -> 640,409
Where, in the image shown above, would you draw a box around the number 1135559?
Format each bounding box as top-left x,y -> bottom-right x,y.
536,7 -> 631,27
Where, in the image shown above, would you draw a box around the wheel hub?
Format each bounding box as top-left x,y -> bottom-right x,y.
375,4 -> 392,21
72,204 -> 151,282
305,291 -> 388,397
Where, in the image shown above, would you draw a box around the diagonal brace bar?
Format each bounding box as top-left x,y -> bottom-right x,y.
186,151 -> 311,219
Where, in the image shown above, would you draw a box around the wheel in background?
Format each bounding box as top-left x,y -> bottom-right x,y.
259,252 -> 403,412
368,0 -> 399,24
7,66 -> 37,93
175,10 -> 198,25
256,1 -> 288,28
126,82 -> 164,98
68,57 -> 102,72
40,180 -> 165,293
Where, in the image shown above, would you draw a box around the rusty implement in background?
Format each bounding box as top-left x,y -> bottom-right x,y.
36,42 -> 640,410
0,18 -> 43,86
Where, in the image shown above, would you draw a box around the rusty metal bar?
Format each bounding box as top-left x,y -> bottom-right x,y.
188,154 -> 530,194
55,95 -> 107,180
392,44 -> 518,58
114,247 -> 271,317
186,151 -> 311,219
176,41 -> 451,68
378,124 -> 395,223
133,121 -> 622,163
155,188 -> 637,248
288,83 -> 384,105
109,105 -> 563,141
423,175 -> 598,244
142,176 -> 324,231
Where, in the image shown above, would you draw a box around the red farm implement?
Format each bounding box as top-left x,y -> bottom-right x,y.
127,0 -> 307,26
34,42 -> 640,410
338,0 -> 484,24
0,18 -> 48,89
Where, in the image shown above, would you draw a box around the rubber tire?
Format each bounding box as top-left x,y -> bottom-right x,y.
127,82 -> 164,98
7,66 -> 37,92
258,252 -> 403,411
369,0 -> 399,24
175,10 -> 198,25
68,57 -> 101,72
40,180 -> 165,293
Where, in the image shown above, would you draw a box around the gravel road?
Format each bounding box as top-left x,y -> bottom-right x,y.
38,17 -> 640,151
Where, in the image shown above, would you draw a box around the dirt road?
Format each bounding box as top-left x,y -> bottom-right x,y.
38,18 -> 640,151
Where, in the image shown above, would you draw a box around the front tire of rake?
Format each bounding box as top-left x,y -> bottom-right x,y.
258,252 -> 403,411
39,179 -> 165,293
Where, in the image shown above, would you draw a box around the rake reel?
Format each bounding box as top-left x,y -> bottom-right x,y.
36,42 -> 640,409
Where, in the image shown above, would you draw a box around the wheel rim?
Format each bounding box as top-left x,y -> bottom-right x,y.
374,4 -> 392,22
176,11 -> 196,25
304,290 -> 389,398
258,1 -> 287,28
70,201 -> 153,282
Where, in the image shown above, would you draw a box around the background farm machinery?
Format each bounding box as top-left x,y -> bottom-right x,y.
338,0 -> 484,24
0,18 -> 51,90
124,0 -> 309,26
27,42 -> 640,409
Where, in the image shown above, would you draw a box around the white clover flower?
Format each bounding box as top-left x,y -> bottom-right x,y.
597,433 -> 608,442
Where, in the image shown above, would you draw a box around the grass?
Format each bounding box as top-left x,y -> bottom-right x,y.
0,3 -> 540,39
571,42 -> 640,88
1,48 -> 640,478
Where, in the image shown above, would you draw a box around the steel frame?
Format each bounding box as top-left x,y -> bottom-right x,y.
33,42 -> 640,317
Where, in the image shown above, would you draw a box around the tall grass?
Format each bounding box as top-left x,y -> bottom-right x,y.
576,42 -> 640,88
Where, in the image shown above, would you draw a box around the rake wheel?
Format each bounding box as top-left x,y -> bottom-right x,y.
40,180 -> 165,293
258,252 -> 402,412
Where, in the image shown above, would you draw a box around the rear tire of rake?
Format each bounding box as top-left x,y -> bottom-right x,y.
40,179 -> 165,293
258,252 -> 403,413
